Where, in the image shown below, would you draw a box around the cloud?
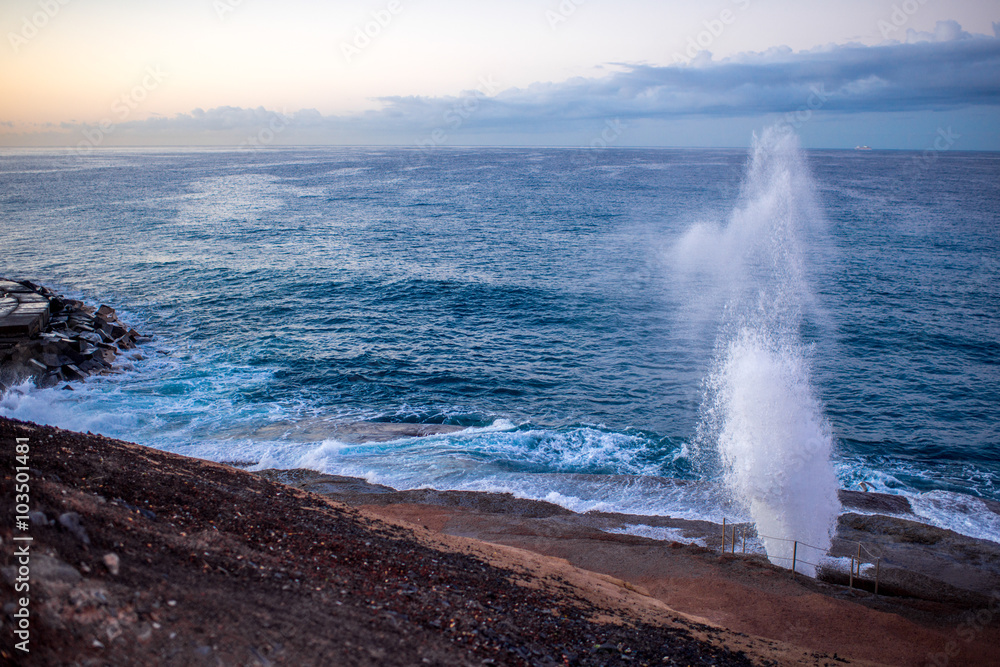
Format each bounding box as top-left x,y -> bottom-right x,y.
371,22 -> 1000,128
5,21 -> 998,147
906,19 -> 973,43
403,22 -> 998,123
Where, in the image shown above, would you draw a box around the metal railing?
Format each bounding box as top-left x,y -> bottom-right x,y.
720,518 -> 883,595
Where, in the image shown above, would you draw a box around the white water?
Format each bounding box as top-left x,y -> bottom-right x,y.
677,128 -> 841,575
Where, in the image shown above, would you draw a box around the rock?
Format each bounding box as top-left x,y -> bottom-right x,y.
32,554 -> 83,585
93,347 -> 116,365
95,318 -> 114,335
39,371 -> 63,388
80,332 -> 102,345
102,553 -> 121,576
41,350 -> 65,366
59,512 -> 91,545
61,364 -> 85,381
96,305 -> 116,319
135,623 -> 153,643
29,511 -> 49,526
838,489 -> 913,515
0,281 -> 50,337
77,359 -> 99,373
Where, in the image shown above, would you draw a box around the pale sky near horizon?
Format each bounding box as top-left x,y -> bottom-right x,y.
1,0 -> 999,149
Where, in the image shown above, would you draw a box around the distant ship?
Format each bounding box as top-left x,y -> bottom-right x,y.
855,145 -> 872,150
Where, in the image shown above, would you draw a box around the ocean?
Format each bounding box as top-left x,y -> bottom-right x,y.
2,137 -> 999,549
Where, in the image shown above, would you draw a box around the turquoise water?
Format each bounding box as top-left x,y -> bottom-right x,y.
2,145 -> 998,541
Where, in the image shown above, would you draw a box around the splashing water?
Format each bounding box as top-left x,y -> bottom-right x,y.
679,128 -> 841,575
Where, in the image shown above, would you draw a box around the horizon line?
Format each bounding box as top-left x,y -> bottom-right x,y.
1,144 -> 997,154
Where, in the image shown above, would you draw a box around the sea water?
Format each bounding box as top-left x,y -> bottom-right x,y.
2,143 -> 999,549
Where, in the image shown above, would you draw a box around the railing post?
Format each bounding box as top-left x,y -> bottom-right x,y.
731,526 -> 737,554
875,558 -> 880,596
849,556 -> 854,589
741,527 -> 746,554
791,541 -> 798,574
721,518 -> 726,554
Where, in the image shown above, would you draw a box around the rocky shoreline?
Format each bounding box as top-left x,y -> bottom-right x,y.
254,468 -> 1000,609
0,279 -> 150,393
258,468 -> 1000,665
4,415 -> 1000,664
1,416 -> 778,666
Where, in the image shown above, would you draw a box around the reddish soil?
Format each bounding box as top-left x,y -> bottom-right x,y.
363,502 -> 1000,666
3,415 -> 996,666
0,416 -> 814,666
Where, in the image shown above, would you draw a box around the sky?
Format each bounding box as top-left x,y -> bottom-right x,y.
1,0 -> 999,149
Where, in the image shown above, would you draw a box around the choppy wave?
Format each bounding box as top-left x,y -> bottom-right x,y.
2,144 -> 999,552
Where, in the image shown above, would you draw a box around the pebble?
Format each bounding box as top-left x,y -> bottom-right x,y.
135,624 -> 153,643
58,512 -> 91,545
31,554 -> 82,585
102,553 -> 121,576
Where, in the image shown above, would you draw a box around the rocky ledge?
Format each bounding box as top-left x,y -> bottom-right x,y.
0,279 -> 150,392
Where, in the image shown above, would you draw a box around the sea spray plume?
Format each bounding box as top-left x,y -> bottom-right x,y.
681,128 -> 840,575
710,329 -> 840,575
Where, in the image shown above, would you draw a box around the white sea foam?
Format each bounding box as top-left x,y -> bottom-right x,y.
602,524 -> 707,547
910,490 -> 1000,545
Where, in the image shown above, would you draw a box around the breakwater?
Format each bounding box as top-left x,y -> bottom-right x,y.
0,279 -> 149,392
